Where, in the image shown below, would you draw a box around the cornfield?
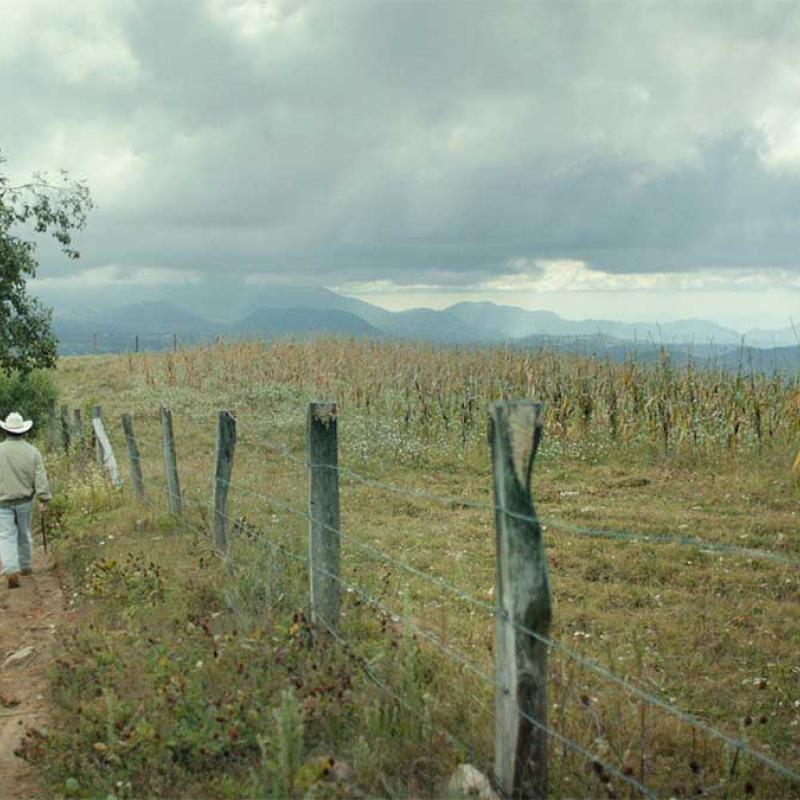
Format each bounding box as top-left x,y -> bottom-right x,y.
131,338 -> 799,460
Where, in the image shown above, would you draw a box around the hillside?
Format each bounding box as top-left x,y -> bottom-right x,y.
233,307 -> 382,337
447,301 -> 746,344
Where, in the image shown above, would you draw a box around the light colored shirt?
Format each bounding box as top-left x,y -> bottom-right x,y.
0,438 -> 52,504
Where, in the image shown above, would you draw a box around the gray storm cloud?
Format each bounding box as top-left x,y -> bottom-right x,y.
3,0 -> 800,289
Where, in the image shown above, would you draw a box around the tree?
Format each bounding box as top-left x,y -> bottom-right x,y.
0,150 -> 93,373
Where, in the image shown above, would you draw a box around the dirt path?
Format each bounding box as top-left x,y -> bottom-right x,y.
0,554 -> 65,799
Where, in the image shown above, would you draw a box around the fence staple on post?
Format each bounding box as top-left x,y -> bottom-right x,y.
121,413 -> 146,501
91,415 -> 123,488
160,406 -> 182,516
212,411 -> 237,553
308,401 -> 341,634
490,400 -> 551,800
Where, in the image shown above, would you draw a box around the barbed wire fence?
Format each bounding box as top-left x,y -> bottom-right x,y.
47,399 -> 800,799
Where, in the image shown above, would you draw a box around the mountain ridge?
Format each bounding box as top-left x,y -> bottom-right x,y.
52,297 -> 798,370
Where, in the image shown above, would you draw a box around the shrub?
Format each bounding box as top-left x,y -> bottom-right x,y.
0,369 -> 57,430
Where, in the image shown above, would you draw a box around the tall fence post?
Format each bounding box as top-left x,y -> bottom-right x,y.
73,408 -> 84,444
92,405 -> 104,469
60,404 -> 71,453
212,410 -> 237,553
73,408 -> 86,465
160,406 -> 182,516
91,414 -> 123,488
308,401 -> 341,634
490,401 -> 551,800
47,399 -> 59,453
121,413 -> 146,501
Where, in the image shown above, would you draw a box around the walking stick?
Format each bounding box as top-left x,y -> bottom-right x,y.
40,506 -> 48,555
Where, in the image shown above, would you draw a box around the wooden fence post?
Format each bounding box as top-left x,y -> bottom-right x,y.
47,399 -> 59,453
92,405 -> 104,469
60,404 -> 71,453
121,413 -> 146,501
212,410 -> 237,553
490,401 -> 551,800
160,406 -> 182,516
91,414 -> 123,487
73,408 -> 86,464
308,401 -> 341,634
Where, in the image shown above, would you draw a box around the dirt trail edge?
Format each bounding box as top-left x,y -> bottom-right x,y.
0,554 -> 66,799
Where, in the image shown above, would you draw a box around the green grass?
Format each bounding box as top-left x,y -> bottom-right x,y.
30,344 -> 800,799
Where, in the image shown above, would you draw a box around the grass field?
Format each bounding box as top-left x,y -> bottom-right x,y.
30,340 -> 800,799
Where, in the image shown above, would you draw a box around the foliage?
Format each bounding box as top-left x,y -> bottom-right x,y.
0,150 -> 93,373
0,368 -> 56,430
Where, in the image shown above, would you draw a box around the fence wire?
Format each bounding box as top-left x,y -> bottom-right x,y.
207,471 -> 800,785
245,436 -> 800,569
176,491 -> 658,800
78,406 -> 800,793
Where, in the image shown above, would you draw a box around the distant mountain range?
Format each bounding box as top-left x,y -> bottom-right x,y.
52,290 -> 799,373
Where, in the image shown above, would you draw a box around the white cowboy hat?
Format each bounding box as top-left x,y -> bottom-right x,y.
0,412 -> 33,434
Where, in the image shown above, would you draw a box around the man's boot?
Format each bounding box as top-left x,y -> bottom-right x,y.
7,573 -> 20,589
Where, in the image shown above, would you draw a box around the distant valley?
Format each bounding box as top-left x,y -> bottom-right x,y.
51,286 -> 799,373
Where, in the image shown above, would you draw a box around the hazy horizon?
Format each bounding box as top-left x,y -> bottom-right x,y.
38,279 -> 797,338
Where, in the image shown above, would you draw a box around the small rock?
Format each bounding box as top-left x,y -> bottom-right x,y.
3,646 -> 35,668
448,764 -> 499,800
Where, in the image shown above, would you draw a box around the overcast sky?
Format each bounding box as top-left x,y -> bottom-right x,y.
3,0 -> 800,329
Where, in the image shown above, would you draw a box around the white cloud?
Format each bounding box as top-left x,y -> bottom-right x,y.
341,261 -> 800,297
481,259 -> 800,293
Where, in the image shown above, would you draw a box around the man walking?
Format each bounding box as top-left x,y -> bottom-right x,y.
0,412 -> 52,589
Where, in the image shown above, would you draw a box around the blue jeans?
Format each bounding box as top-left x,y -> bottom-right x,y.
0,501 -> 34,575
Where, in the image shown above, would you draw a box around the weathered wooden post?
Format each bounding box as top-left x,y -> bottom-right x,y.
60,404 -> 71,453
212,410 -> 237,553
172,333 -> 177,352
73,408 -> 85,464
135,335 -> 139,354
160,406 -> 182,516
46,399 -> 59,453
92,405 -> 104,469
308,401 -> 341,634
91,414 -> 123,488
121,413 -> 146,501
490,401 -> 551,800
